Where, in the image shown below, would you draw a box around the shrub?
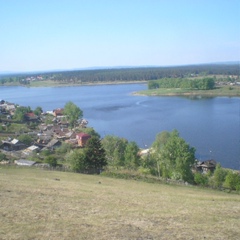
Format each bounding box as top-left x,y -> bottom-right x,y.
0,152 -> 6,161
194,172 -> 209,186
223,171 -> 240,190
210,164 -> 228,188
45,155 -> 57,167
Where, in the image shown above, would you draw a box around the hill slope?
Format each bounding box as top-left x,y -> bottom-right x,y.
1,167 -> 240,239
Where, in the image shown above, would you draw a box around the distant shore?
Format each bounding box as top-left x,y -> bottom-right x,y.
0,80 -> 148,88
1,81 -> 240,97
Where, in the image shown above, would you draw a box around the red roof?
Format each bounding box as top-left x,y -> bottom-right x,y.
25,112 -> 36,117
76,133 -> 91,139
53,108 -> 64,115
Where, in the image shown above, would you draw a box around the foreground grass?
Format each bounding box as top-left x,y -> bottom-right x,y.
136,86 -> 240,97
1,167 -> 240,240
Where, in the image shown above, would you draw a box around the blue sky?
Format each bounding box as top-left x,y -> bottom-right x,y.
0,0 -> 239,72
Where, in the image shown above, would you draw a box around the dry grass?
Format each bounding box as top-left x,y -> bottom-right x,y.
0,167 -> 240,240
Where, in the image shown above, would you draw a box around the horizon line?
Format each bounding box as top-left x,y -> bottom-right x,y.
0,60 -> 239,76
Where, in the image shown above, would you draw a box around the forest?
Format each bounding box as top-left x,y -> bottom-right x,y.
148,77 -> 215,90
0,63 -> 239,85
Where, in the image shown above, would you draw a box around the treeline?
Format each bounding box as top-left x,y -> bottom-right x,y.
0,63 -> 239,85
148,77 -> 215,90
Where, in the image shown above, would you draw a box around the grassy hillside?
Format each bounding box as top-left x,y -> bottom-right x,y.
1,167 -> 240,239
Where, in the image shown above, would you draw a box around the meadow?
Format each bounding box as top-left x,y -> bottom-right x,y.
1,167 -> 240,239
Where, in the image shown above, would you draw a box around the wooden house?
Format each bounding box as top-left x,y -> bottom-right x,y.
1,139 -> 26,151
196,159 -> 217,173
53,108 -> 64,117
76,133 -> 91,147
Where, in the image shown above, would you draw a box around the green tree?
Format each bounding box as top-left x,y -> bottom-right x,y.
66,149 -> 86,172
223,171 -> 240,190
151,131 -> 171,178
124,141 -> 140,170
102,135 -> 128,167
55,142 -> 73,154
83,136 -> 107,173
14,106 -> 31,121
34,106 -> 43,116
148,81 -> 159,89
151,130 -> 195,182
64,101 -> 83,128
161,130 -> 195,182
18,134 -> 33,145
67,137 -> 106,173
152,131 -> 170,150
210,164 -> 228,188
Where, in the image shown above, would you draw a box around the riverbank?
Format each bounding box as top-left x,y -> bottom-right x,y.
0,80 -> 148,88
134,85 -> 240,97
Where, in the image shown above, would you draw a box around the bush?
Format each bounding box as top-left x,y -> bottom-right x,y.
209,164 -> 228,188
138,167 -> 151,175
0,152 -> 6,161
194,172 -> 209,186
44,155 -> 57,167
223,171 -> 240,190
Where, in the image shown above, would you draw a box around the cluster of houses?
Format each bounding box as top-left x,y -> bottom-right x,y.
0,100 -> 91,165
0,100 -> 16,117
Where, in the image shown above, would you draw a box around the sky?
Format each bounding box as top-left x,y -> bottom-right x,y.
0,0 -> 239,72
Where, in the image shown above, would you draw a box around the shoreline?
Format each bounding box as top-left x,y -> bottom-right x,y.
134,87 -> 240,97
1,81 -> 240,97
0,80 -> 148,88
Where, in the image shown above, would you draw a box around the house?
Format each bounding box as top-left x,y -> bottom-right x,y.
1,139 -> 26,151
15,159 -> 36,166
3,103 -> 16,115
36,134 -> 52,145
41,139 -> 61,151
22,145 -> 40,155
24,112 -> 39,122
196,159 -> 217,173
52,126 -> 73,140
76,133 -> 91,147
53,108 -> 64,117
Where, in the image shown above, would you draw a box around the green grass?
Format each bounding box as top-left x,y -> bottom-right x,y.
1,166 -> 240,239
136,86 -> 240,97
1,123 -> 30,133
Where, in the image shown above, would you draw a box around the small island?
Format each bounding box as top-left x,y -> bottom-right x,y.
135,76 -> 240,97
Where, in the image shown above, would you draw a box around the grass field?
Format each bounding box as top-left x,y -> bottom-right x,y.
1,167 -> 240,240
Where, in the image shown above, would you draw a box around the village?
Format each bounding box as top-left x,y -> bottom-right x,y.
0,99 -> 219,175
0,99 -> 92,167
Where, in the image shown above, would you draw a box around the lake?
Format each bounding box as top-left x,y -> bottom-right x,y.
1,84 -> 240,170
